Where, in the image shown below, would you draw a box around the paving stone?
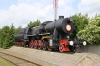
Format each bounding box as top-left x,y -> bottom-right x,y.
1,46 -> 100,66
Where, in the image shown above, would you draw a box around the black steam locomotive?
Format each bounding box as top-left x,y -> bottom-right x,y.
14,16 -> 86,52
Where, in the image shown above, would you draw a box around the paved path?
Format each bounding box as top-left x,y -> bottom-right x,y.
1,46 -> 100,66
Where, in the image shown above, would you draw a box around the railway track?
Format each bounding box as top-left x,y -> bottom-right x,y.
0,52 -> 42,66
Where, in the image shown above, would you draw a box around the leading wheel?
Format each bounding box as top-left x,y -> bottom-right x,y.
69,45 -> 76,52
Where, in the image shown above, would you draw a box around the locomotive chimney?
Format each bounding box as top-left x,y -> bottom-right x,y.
59,16 -> 64,19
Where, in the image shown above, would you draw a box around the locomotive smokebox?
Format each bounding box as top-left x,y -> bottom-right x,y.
55,18 -> 74,34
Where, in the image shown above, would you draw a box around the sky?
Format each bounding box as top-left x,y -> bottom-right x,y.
0,0 -> 100,28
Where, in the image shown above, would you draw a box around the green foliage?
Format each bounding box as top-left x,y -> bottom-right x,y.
70,13 -> 89,39
77,14 -> 100,44
0,24 -> 15,49
14,26 -> 21,34
8,24 -> 15,47
28,19 -> 41,27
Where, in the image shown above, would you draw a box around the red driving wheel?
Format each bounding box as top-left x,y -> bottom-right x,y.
42,42 -> 47,50
59,44 -> 64,52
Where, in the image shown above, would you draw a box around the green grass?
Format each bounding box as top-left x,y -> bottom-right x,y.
0,57 -> 14,66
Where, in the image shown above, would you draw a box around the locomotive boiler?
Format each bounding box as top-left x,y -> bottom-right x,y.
14,16 -> 86,52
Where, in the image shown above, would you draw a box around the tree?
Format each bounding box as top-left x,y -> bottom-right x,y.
70,13 -> 89,39
28,19 -> 41,27
0,24 -> 15,49
77,14 -> 100,44
0,26 -> 11,48
14,26 -> 22,34
8,24 -> 15,47
28,21 -> 33,27
0,29 -> 4,48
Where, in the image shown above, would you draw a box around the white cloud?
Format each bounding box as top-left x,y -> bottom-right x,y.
78,0 -> 100,17
0,0 -> 75,28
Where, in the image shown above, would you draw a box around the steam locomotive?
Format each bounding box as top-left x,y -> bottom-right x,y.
14,16 -> 86,52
